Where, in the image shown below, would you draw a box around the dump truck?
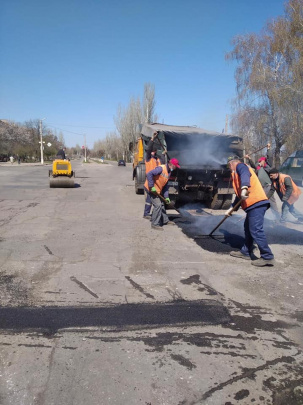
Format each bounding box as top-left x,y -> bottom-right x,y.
131,123 -> 243,209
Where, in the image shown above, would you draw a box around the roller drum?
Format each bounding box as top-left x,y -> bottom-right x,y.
49,177 -> 75,188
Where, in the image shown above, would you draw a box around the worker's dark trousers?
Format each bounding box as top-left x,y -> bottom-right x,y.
143,191 -> 152,217
281,201 -> 303,221
264,184 -> 279,219
241,204 -> 274,260
150,194 -> 169,226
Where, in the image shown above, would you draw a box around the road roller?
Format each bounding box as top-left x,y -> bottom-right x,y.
49,159 -> 75,188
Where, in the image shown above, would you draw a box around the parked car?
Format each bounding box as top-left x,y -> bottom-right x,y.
280,150 -> 303,186
118,159 -> 126,166
0,154 -> 9,162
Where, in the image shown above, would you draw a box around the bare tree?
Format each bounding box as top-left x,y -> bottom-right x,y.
142,82 -> 156,123
102,132 -> 123,160
114,96 -> 142,160
58,131 -> 65,147
226,0 -> 303,166
113,82 -> 158,161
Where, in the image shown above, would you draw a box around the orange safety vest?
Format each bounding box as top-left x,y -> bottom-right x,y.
232,164 -> 268,210
273,173 -> 301,205
144,164 -> 170,194
145,156 -> 161,174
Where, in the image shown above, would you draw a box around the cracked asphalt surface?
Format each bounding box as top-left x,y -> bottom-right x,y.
0,160 -> 303,405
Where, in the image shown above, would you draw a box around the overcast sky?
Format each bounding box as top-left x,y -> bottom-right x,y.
0,0 -> 286,148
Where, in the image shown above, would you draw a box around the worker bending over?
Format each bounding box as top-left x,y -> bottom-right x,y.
145,158 -> 180,231
143,132 -> 162,220
268,168 -> 303,223
226,156 -> 274,267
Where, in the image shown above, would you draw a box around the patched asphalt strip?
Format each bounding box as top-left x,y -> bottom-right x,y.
0,300 -> 230,333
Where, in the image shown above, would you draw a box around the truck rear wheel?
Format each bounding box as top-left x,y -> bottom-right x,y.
135,176 -> 144,194
221,194 -> 233,210
209,194 -> 224,209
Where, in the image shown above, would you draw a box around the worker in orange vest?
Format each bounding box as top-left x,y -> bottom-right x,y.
226,156 -> 274,267
143,132 -> 162,220
268,168 -> 303,223
144,158 -> 180,231
245,144 -> 279,220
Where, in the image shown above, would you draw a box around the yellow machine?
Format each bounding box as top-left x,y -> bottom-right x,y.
49,159 -> 75,188
132,137 -> 145,194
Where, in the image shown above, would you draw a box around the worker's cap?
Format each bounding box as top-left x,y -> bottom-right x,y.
169,158 -> 180,168
269,168 -> 279,174
227,155 -> 241,164
258,156 -> 267,162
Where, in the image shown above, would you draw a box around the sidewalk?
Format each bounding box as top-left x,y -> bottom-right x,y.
0,162 -> 51,167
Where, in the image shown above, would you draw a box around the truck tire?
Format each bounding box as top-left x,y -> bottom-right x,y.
135,176 -> 144,194
209,194 -> 224,209
221,194 -> 233,210
134,165 -> 145,195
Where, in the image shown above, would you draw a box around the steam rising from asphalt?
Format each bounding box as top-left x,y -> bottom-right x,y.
165,132 -> 240,168
177,203 -> 301,245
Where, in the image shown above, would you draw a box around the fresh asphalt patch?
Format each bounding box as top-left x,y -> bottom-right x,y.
0,299 -> 231,334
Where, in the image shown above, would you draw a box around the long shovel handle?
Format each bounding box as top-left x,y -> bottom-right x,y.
155,133 -> 170,161
209,199 -> 242,236
157,193 -> 169,204
150,190 -> 168,204
247,144 -> 269,155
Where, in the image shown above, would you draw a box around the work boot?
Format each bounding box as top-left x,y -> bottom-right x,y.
151,225 -> 163,231
143,215 -> 151,220
164,221 -> 175,225
251,258 -> 274,267
229,251 -> 250,260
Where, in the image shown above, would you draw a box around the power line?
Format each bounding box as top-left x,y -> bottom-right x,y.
47,122 -> 114,129
46,124 -> 85,136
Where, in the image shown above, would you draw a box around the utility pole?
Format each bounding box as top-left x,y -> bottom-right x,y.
39,118 -> 46,164
84,134 -> 87,163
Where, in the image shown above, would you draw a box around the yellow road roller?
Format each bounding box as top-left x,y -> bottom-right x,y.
49,159 -> 75,188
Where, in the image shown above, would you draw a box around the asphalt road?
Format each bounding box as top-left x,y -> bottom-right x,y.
0,160 -> 303,405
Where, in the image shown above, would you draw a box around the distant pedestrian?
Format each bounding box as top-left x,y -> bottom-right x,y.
226,156 -> 274,267
9,156 -> 14,164
268,168 -> 303,223
18,157 -> 21,164
144,158 -> 180,230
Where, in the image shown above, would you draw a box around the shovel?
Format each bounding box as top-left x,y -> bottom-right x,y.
150,190 -> 169,205
194,199 -> 242,239
155,133 -> 170,160
246,143 -> 270,155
